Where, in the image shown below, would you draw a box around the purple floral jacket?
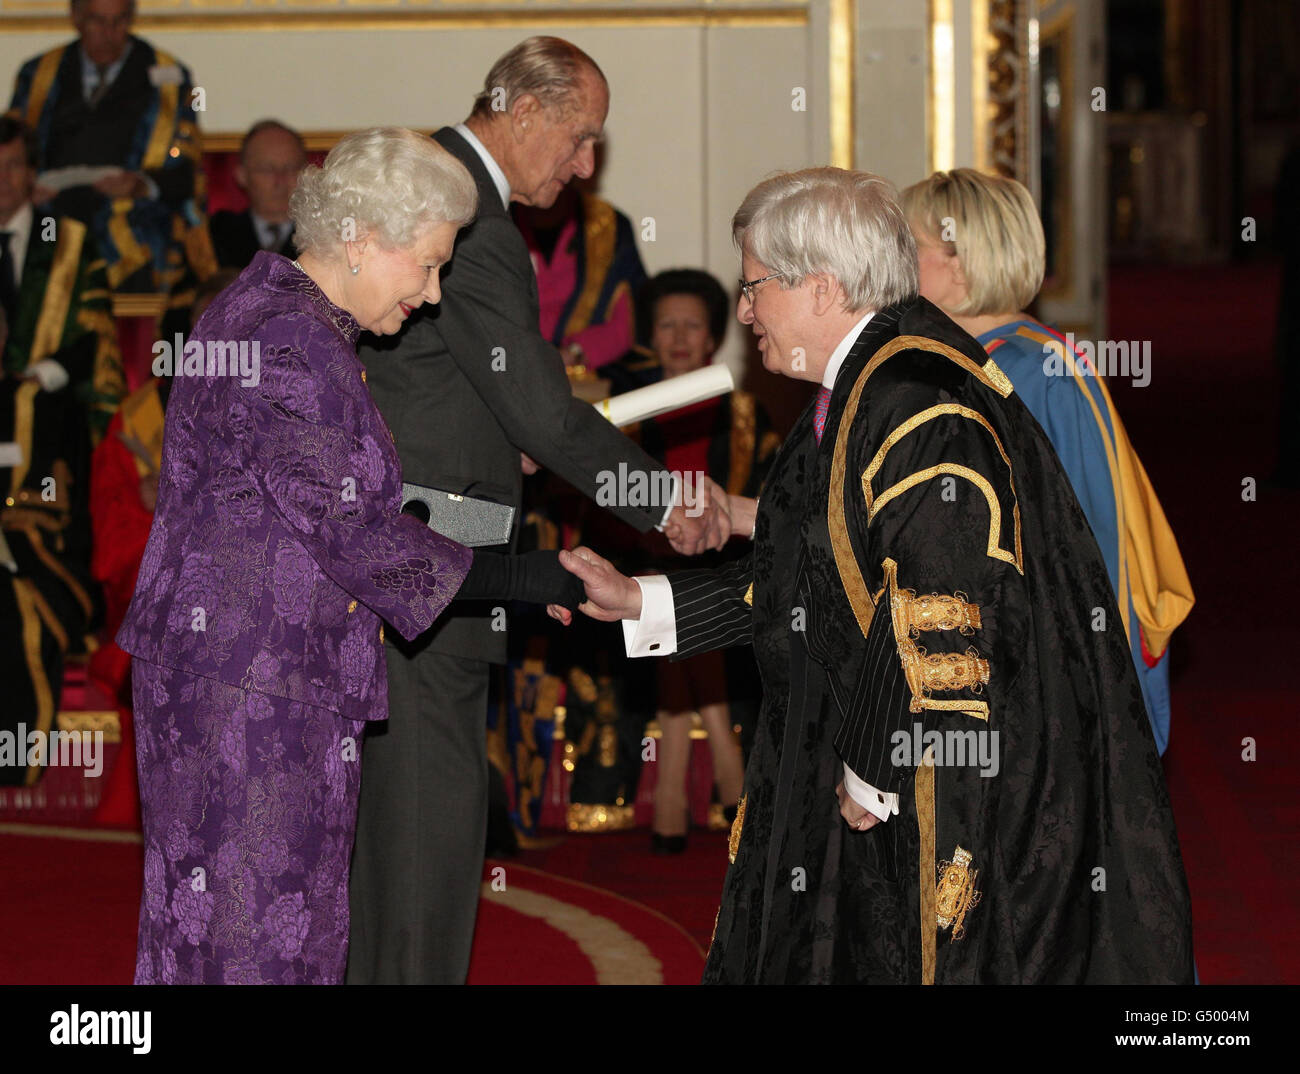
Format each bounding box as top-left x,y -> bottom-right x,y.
117,253 -> 472,721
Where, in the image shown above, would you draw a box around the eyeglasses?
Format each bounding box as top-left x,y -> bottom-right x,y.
739,272 -> 782,303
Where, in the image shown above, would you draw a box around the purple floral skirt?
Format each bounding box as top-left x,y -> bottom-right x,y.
132,660 -> 366,984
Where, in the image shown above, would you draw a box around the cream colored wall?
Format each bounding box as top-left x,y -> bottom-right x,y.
852,0 -> 929,188
0,16 -> 840,381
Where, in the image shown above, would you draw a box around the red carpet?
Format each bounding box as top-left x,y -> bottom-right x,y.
0,828 -> 706,984
0,829 -> 142,985
468,860 -> 705,984
1108,260 -> 1299,983
501,830 -> 731,955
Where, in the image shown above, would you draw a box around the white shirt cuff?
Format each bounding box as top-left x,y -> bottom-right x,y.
621,574 -> 678,657
141,174 -> 160,201
654,472 -> 681,531
27,359 -> 69,393
842,763 -> 899,823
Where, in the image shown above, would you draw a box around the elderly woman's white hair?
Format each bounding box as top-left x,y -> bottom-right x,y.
732,168 -> 918,312
290,127 -> 477,257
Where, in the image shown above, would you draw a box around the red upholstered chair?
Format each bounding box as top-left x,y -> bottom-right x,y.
202,146 -> 328,214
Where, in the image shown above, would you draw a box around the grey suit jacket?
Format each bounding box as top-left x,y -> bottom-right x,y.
359,126 -> 670,663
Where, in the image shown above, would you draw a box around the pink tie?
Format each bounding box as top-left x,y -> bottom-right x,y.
813,386 -> 832,443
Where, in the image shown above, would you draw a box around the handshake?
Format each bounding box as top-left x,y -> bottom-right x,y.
478,537 -> 715,623
539,477 -> 749,622
545,545 -> 644,627
661,472 -> 736,556
450,477 -> 754,616
486,476 -> 752,624
549,475 -> 751,625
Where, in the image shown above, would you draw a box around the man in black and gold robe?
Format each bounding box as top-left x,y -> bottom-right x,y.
561,168 -> 1193,983
0,118 -> 124,443
0,307 -> 97,787
6,0 -> 207,293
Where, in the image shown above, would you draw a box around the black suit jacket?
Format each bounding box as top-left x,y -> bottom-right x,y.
360,126 -> 671,663
209,210 -> 295,269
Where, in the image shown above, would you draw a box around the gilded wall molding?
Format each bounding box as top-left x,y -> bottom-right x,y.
927,0 -> 955,174
1,1 -> 809,31
984,0 -> 1029,182
929,0 -> 1029,182
203,130 -> 351,151
828,0 -> 854,169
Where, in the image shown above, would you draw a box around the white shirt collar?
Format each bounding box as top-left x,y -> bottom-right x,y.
453,122 -> 511,210
822,310 -> 875,389
80,42 -> 133,98
250,212 -> 290,248
0,202 -> 34,286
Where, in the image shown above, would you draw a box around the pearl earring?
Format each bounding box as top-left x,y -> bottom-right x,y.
351,265 -> 360,275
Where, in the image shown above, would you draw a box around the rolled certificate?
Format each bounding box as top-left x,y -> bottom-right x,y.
36,165 -> 124,193
594,364 -> 734,427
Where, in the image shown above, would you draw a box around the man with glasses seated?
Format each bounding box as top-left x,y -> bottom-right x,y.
209,121 -> 308,270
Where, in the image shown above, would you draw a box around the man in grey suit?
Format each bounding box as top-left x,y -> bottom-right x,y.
347,37 -> 731,983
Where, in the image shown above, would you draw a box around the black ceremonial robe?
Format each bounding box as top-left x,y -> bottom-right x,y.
0,377 -> 97,786
666,297 -> 1193,984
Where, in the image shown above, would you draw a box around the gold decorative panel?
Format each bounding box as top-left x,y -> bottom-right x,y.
984,0 -> 1030,182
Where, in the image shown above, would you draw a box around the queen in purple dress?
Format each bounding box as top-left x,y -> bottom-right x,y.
117,128 -> 582,984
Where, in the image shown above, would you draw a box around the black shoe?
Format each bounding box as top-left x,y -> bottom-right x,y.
651,832 -> 687,855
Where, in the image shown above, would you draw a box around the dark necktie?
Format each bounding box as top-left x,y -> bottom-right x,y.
813,385 -> 832,443
264,223 -> 285,251
0,231 -> 17,331
89,64 -> 112,108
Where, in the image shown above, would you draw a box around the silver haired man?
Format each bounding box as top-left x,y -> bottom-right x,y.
560,167 -> 1193,984
348,37 -> 732,985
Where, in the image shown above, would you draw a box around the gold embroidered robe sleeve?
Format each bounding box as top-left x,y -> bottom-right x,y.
829,371 -> 1027,791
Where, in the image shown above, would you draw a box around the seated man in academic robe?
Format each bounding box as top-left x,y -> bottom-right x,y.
0,116 -> 124,443
6,0 -> 205,293
208,120 -> 306,270
0,301 -> 97,787
560,167 -> 1194,984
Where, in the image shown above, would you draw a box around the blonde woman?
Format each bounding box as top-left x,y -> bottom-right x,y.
902,169 -> 1193,755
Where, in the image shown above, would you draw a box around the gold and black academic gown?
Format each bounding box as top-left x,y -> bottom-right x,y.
664,297 -> 1192,984
2,215 -> 125,442
0,376 -> 97,786
8,36 -> 208,293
